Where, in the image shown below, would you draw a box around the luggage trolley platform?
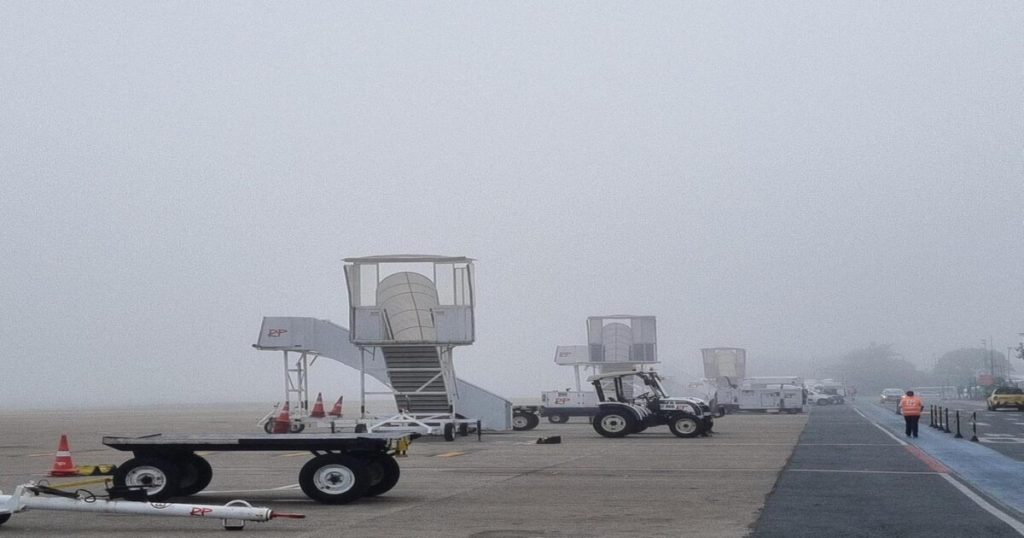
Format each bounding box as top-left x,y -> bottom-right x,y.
102,432 -> 413,504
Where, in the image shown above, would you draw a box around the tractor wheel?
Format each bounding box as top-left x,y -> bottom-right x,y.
668,415 -> 701,438
593,411 -> 635,438
547,413 -> 569,424
113,457 -> 181,501
298,454 -> 370,504
176,454 -> 213,496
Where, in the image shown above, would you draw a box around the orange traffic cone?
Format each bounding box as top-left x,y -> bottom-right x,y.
310,393 -> 326,418
272,402 -> 291,434
328,396 -> 344,417
50,434 -> 79,476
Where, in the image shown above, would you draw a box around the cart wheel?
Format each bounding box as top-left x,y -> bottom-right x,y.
547,413 -> 569,424
299,454 -> 370,504
458,423 -> 469,436
361,453 -> 401,497
263,421 -> 274,434
113,457 -> 181,501
176,454 -> 213,496
443,423 -> 456,441
290,422 -> 306,433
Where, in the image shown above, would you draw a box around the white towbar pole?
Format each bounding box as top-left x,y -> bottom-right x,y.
0,484 -> 305,530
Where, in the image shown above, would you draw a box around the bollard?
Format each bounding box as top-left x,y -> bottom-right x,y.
935,406 -> 942,430
930,405 -> 936,428
970,411 -> 979,442
944,408 -> 951,433
954,410 -> 963,439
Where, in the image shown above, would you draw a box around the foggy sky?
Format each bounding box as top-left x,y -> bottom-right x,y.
2,2 -> 1022,409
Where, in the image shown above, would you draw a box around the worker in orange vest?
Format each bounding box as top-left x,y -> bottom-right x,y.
899,390 -> 924,438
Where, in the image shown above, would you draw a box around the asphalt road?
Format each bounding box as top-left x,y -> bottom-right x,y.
752,405 -> 1024,537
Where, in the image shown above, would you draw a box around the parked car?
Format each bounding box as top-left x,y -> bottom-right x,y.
806,391 -> 835,406
987,386 -> 1024,411
880,388 -> 903,404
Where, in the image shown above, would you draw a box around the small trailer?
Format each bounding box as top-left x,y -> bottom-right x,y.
512,390 -> 601,430
103,432 -> 412,505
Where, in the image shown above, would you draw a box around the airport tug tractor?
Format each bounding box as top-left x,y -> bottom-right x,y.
589,371 -> 714,438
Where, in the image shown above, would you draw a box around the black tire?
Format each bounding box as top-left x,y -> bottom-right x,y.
668,415 -> 701,438
512,411 -> 538,431
298,454 -> 370,504
176,454 -> 213,496
263,420 -> 274,434
443,423 -> 456,441
113,457 -> 181,501
0,512 -> 10,526
290,422 -> 306,433
592,411 -> 635,438
547,414 -> 569,424
458,423 -> 469,436
361,453 -> 401,497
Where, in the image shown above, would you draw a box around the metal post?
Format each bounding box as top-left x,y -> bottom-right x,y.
929,405 -> 935,428
970,411 -> 979,442
360,348 -> 367,419
944,408 -> 951,433
954,410 -> 963,439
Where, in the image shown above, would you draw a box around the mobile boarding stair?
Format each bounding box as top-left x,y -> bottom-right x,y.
254,255 -> 511,438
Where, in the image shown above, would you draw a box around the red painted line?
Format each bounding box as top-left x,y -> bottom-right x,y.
904,444 -> 951,474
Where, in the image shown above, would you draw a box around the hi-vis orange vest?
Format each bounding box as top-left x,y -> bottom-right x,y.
901,395 -> 923,416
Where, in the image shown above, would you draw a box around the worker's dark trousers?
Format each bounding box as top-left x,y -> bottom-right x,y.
904,415 -> 920,437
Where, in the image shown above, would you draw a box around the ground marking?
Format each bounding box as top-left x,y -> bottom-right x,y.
435,451 -> 466,458
49,477 -> 110,489
939,474 -> 1024,536
789,469 -> 939,475
203,484 -> 301,494
853,407 -> 907,446
856,406 -> 1024,535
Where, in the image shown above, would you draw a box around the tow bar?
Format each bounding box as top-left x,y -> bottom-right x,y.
0,482 -> 305,531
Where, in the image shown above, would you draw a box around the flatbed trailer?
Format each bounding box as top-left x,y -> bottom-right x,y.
102,432 -> 412,505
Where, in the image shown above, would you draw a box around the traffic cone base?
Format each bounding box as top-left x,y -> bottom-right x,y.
50,434 -> 79,477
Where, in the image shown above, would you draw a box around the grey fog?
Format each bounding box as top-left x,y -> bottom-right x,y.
1,2 -> 1022,409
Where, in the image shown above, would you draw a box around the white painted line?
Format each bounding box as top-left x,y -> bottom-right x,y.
789,468 -> 939,475
202,484 -> 301,494
854,407 -> 907,447
940,474 -> 1024,536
